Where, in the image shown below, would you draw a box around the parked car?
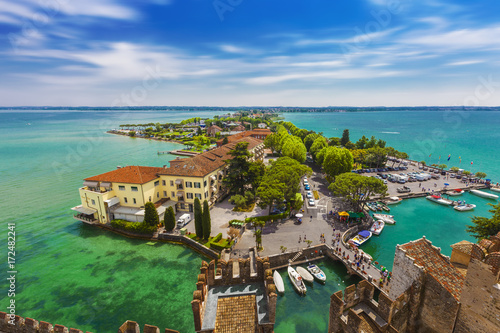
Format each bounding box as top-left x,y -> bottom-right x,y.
305,185 -> 310,190
450,173 -> 456,178
306,192 -> 313,199
441,171 -> 446,175
308,199 -> 315,206
397,186 -> 411,193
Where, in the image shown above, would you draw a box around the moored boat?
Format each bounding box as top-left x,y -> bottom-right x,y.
373,213 -> 396,224
426,194 -> 453,205
307,264 -> 326,282
377,201 -> 390,212
350,230 -> 372,246
296,266 -> 314,284
489,187 -> 500,193
273,270 -> 285,293
447,189 -> 464,196
454,204 -> 476,212
370,220 -> 385,235
385,196 -> 402,205
288,265 -> 307,295
470,189 -> 499,200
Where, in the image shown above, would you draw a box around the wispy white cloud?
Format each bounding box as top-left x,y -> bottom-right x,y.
446,60 -> 483,66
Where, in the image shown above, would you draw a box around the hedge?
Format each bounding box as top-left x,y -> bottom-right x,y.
210,239 -> 235,251
111,219 -> 157,235
245,210 -> 290,223
212,233 -> 223,243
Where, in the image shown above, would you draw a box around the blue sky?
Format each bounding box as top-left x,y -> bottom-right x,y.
1,0 -> 500,106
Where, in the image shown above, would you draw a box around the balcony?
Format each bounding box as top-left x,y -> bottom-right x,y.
73,213 -> 98,224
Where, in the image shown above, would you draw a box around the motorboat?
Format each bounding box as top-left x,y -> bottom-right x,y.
350,230 -> 372,247
373,213 -> 396,224
489,187 -> 500,193
470,189 -> 499,200
307,264 -> 326,282
454,204 -> 476,212
447,189 -> 464,196
273,270 -> 285,293
426,194 -> 453,205
288,265 -> 307,295
377,201 -> 390,212
385,196 -> 402,205
296,266 -> 314,284
370,220 -> 385,235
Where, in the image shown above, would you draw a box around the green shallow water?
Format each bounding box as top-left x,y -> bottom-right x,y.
0,110 -> 498,332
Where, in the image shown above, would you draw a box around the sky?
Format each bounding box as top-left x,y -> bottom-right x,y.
1,0 -> 500,107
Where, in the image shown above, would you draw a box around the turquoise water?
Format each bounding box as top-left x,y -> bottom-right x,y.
0,110 -> 498,332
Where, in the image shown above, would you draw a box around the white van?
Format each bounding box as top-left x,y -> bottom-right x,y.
176,213 -> 192,228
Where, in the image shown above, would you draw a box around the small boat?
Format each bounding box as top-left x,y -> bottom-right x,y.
454,204 -> 476,212
273,270 -> 285,293
377,201 -> 390,212
350,230 -> 372,247
426,194 -> 454,205
296,266 -> 314,284
447,189 -> 464,196
373,213 -> 396,224
288,265 -> 307,295
307,264 -> 326,282
385,196 -> 402,205
489,187 -> 500,193
370,220 -> 385,235
470,189 -> 499,200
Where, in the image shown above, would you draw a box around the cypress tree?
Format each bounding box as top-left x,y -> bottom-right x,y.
202,200 -> 211,240
194,198 -> 203,238
164,206 -> 176,232
144,202 -> 159,227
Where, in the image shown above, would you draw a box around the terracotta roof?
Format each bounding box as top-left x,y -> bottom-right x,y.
159,137 -> 262,177
214,295 -> 256,333
450,240 -> 474,256
84,166 -> 164,184
208,125 -> 222,131
217,129 -> 272,145
400,238 -> 465,300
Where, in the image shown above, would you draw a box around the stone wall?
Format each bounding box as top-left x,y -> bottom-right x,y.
0,314 -> 178,333
157,233 -> 219,259
267,244 -> 330,268
389,245 -> 424,300
454,258 -> 500,333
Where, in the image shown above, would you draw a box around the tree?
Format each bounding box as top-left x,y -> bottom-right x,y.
328,173 -> 387,211
310,136 -> 328,161
164,206 -> 176,232
463,170 -> 471,176
475,172 -> 487,179
202,200 -> 211,239
256,180 -> 286,214
438,164 -> 448,170
303,133 -> 320,151
222,136 -> 229,145
355,135 -> 369,149
420,161 -> 427,167
143,202 -> 159,227
328,137 -> 341,146
322,147 -> 354,179
365,147 -> 387,168
229,191 -> 255,209
129,131 -> 136,137
227,227 -> 239,240
340,129 -> 350,146
450,166 -> 459,172
194,198 -> 203,238
281,136 -> 307,163
467,203 -> 500,239
223,141 -> 253,195
254,229 -> 262,249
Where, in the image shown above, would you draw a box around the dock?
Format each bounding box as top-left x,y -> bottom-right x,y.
157,150 -> 201,157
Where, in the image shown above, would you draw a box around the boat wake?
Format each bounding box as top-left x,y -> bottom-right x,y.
380,131 -> 400,134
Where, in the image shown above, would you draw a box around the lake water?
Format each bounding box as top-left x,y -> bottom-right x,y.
1,109 -> 497,332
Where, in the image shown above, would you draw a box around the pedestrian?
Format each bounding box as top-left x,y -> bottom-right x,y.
299,235 -> 301,243
419,182 -> 421,187
304,235 -> 307,240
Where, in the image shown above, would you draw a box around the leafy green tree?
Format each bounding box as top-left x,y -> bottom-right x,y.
322,147 -> 354,179
328,137 -> 341,146
230,191 -> 255,209
328,173 -> 387,211
303,133 -> 320,151
194,198 -> 203,238
345,141 -> 356,150
164,206 -> 176,232
248,161 -> 266,194
256,180 -> 286,214
439,164 -> 448,170
129,131 -> 136,137
355,135 -> 369,149
365,147 -> 388,168
202,200 -> 211,239
143,202 -> 159,227
254,229 -> 262,249
340,129 -> 350,146
450,166 -> 459,172
281,136 -> 307,163
274,125 -> 290,153
420,161 -> 427,167
223,141 -> 253,195
463,170 -> 471,176
310,136 -> 328,161
222,136 -> 229,145
467,203 -> 500,239
264,133 -> 279,153
475,172 -> 487,179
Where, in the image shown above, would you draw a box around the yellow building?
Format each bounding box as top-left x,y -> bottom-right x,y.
72,137 -> 264,224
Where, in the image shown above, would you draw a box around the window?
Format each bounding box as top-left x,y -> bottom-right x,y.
195,193 -> 202,199
186,181 -> 192,188
162,180 -> 166,186
131,186 -> 138,192
189,204 -> 193,212
219,175 -> 222,180
91,199 -> 95,205
163,191 -> 167,197
194,182 -> 201,188
204,180 -> 207,187
180,203 -> 185,209
187,193 -> 193,199
157,192 -> 159,198
205,191 -> 208,198
119,185 -> 125,191
171,191 -> 175,197
170,180 -> 174,186
133,198 -> 136,204
149,196 -> 151,202
154,181 -> 159,187
124,197 -> 128,203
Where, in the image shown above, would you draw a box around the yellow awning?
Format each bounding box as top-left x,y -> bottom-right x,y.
338,211 -> 349,217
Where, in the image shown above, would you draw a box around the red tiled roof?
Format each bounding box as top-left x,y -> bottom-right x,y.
215,295 -> 256,333
400,238 -> 465,300
450,240 -> 474,256
159,137 -> 262,177
84,166 -> 164,184
217,129 -> 272,145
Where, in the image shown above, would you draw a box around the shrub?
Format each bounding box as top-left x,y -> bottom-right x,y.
212,233 -> 223,243
110,219 -> 156,235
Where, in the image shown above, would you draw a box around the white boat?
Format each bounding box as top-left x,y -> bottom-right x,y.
454,204 -> 476,212
350,230 -> 372,247
288,265 -> 307,295
489,187 -> 500,193
373,213 -> 396,224
385,196 -> 402,205
296,266 -> 314,284
470,189 -> 499,200
426,194 -> 454,205
370,220 -> 385,235
447,189 -> 464,196
307,264 -> 326,282
273,270 -> 285,293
